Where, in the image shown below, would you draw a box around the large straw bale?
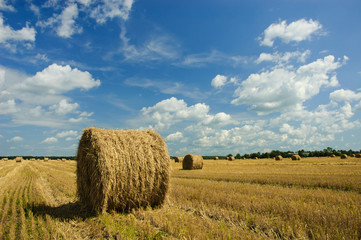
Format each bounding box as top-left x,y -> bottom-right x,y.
182,154 -> 203,170
15,157 -> 23,162
228,156 -> 235,161
44,157 -> 49,162
341,154 -> 348,159
2,158 -> 8,161
174,156 -> 184,163
214,156 -> 219,160
291,154 -> 301,160
76,127 -> 170,214
275,155 -> 283,161
356,153 -> 361,158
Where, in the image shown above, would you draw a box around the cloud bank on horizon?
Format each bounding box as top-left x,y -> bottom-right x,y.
0,0 -> 360,156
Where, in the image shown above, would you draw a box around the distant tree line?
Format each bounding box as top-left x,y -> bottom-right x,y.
2,147 -> 360,161
0,156 -> 75,160
201,147 -> 360,159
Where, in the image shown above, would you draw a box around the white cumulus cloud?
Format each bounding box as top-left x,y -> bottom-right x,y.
7,136 -> 23,142
0,64 -> 100,127
0,0 -> 14,11
260,19 -> 322,47
90,0 -> 134,23
165,131 -> 183,142
56,130 -> 78,138
50,99 -> 79,115
42,137 -> 58,144
232,55 -> 345,115
0,99 -> 17,114
141,97 -> 236,130
11,64 -> 100,103
37,4 -> 81,38
330,89 -> 361,103
211,74 -> 228,89
57,4 -> 81,38
255,50 -> 311,64
0,15 -> 36,46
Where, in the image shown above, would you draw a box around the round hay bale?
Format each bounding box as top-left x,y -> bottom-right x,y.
341,154 -> 348,159
76,127 -> 170,214
351,154 -> 356,157
356,153 -> 361,158
174,156 -> 184,163
275,155 -> 283,161
61,158 -> 66,162
228,156 -> 235,161
15,157 -> 23,162
226,156 -> 230,160
291,154 -> 301,160
182,154 -> 203,170
330,154 -> 336,157
214,156 -> 219,160
44,157 -> 49,162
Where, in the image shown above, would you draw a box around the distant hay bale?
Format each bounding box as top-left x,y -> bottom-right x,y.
174,156 -> 184,163
61,158 -> 66,162
15,157 -> 23,162
1,158 -> 8,161
330,154 -> 336,157
356,153 -> 361,158
351,154 -> 356,157
182,154 -> 203,170
226,157 -> 230,160
254,157 -> 258,160
275,155 -> 283,161
76,127 -> 170,214
228,156 -> 235,161
341,154 -> 348,159
214,156 -> 219,160
44,157 -> 49,162
291,155 -> 301,160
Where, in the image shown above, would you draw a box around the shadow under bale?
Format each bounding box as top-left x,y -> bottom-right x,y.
28,201 -> 95,220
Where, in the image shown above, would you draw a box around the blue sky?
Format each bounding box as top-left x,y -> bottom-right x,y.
1,0 -> 361,156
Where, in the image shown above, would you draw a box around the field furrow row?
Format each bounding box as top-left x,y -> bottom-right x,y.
0,158 -> 360,239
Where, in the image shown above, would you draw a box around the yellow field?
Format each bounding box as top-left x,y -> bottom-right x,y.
0,157 -> 360,239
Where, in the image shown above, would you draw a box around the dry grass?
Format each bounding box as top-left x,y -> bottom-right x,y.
0,157 -> 360,239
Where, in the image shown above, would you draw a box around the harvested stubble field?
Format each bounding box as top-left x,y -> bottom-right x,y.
0,157 -> 360,239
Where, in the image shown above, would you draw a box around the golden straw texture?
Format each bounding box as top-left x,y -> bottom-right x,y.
174,157 -> 184,163
182,154 -> 203,170
76,127 -> 170,214
291,155 -> 301,160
